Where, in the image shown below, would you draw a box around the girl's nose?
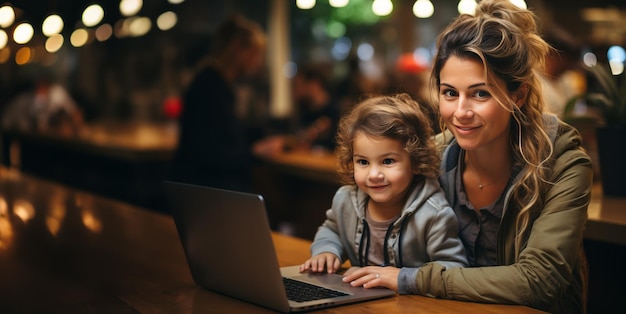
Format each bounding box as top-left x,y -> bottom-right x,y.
369,166 -> 384,180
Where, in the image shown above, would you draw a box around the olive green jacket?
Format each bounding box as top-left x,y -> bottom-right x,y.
415,114 -> 592,313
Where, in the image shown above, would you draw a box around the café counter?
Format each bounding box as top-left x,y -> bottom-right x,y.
0,166 -> 545,313
0,122 -> 177,212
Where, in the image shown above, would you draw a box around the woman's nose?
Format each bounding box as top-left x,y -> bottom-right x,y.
455,96 -> 474,119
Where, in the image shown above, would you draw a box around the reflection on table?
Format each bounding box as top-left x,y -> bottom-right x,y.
0,166 -> 544,313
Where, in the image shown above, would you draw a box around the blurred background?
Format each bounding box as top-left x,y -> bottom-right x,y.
0,0 -> 624,227
0,0 -> 623,219
0,0 -> 623,124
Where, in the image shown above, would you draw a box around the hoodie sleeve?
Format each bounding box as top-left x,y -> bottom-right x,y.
400,204 -> 468,295
425,205 -> 468,270
309,186 -> 352,262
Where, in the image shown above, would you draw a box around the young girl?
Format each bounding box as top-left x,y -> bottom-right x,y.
299,93 -> 467,294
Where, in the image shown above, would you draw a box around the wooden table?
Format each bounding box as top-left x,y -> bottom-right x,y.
0,166 -> 545,313
586,184 -> 626,246
256,148 -> 339,186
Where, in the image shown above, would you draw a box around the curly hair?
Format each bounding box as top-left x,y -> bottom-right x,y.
335,93 -> 439,185
430,0 -> 555,257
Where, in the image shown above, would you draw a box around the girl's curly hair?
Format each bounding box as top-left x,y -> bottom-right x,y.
335,93 -> 439,185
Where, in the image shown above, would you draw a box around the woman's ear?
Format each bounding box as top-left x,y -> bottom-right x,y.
512,84 -> 529,108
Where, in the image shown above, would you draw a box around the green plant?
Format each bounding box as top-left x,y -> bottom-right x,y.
564,64 -> 626,127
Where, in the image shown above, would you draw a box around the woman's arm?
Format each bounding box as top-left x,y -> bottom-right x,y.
415,151 -> 592,311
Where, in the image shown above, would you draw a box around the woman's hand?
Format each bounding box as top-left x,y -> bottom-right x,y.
342,266 -> 400,292
299,253 -> 341,273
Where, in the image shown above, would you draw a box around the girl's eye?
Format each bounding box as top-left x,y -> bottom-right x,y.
356,159 -> 368,166
382,158 -> 394,165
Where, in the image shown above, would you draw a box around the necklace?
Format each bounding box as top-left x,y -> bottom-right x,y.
465,160 -> 509,190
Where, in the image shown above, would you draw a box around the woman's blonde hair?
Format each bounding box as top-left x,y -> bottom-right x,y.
335,93 -> 439,185
430,0 -> 554,257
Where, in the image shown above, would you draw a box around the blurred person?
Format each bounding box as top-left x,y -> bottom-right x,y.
334,54 -> 375,114
540,25 -> 586,117
299,94 -> 467,293
169,14 -> 267,192
292,65 -> 341,151
343,1 -> 592,313
252,64 -> 341,155
1,78 -> 83,136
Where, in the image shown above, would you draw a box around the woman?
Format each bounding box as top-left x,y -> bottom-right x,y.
343,1 -> 592,313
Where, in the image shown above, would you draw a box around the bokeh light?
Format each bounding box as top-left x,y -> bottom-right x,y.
0,5 -> 15,28
372,0 -> 393,16
157,11 -> 177,31
13,23 -> 34,44
42,14 -> 64,36
413,0 -> 434,18
458,0 -> 477,15
70,28 -> 89,47
82,4 -> 104,27
296,0 -> 315,10
0,48 -> 10,63
329,0 -> 349,8
95,24 -> 113,41
45,34 -> 64,53
120,0 -> 143,17
0,30 -> 7,49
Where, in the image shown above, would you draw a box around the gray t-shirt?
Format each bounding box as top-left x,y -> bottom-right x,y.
365,208 -> 399,266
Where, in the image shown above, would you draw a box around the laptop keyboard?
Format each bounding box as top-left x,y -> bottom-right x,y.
283,277 -> 349,303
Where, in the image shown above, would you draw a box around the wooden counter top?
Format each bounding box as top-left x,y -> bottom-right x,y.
2,121 -> 178,162
585,184 -> 626,246
257,148 -> 340,185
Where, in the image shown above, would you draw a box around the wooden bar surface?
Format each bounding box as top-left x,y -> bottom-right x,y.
0,166 -> 545,313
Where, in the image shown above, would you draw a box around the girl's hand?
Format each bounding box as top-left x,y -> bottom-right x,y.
299,253 -> 341,274
342,266 -> 400,292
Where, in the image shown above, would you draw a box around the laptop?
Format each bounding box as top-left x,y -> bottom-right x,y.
163,180 -> 396,312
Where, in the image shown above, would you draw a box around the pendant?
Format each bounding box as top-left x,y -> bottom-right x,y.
478,184 -> 484,189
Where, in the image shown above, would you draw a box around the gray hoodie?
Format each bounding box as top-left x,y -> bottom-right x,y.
310,177 -> 468,294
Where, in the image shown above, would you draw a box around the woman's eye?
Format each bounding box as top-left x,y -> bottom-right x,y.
441,89 -> 458,97
382,158 -> 394,165
474,90 -> 491,99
